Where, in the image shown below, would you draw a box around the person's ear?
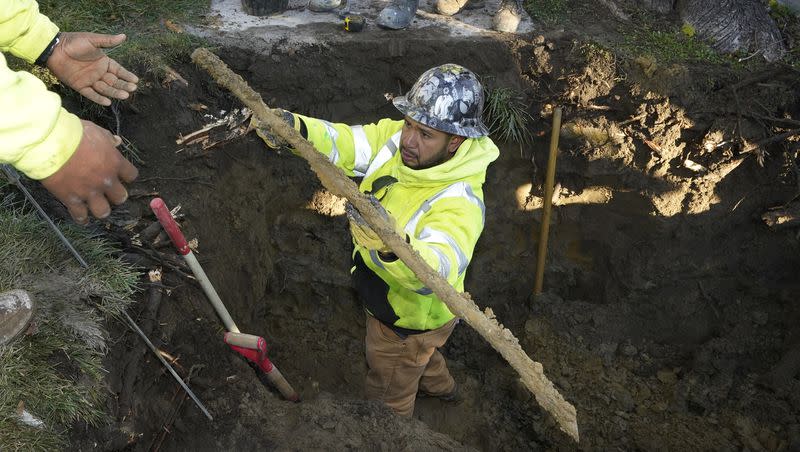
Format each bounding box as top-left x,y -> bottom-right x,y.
447,135 -> 465,154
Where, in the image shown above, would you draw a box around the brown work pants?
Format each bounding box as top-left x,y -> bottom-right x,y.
364,314 -> 457,417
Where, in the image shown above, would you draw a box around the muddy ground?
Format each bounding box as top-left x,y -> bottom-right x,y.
61,17 -> 800,452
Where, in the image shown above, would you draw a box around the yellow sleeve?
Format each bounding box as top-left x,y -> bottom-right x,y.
294,114 -> 401,177
0,52 -> 82,179
0,0 -> 59,62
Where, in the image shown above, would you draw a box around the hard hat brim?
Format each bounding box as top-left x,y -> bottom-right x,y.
393,95 -> 490,139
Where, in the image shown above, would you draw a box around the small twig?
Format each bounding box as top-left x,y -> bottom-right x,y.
754,128 -> 800,148
223,150 -> 256,170
697,282 -> 721,320
112,101 -> 122,136
731,194 -> 747,212
731,84 -> 746,145
619,113 -> 647,126
584,104 -> 612,111
737,48 -> 764,63
754,115 -> 800,128
136,176 -> 214,187
130,244 -> 197,283
729,70 -> 779,91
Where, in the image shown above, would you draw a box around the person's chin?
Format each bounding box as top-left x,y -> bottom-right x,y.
401,151 -> 417,168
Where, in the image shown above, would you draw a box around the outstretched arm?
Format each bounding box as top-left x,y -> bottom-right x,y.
0,1 -> 138,106
45,32 -> 139,106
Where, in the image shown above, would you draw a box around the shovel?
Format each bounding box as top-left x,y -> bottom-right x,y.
150,198 -> 299,402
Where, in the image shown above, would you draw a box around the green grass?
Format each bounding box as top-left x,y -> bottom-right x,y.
524,0 -> 567,24
484,87 -> 534,146
6,1 -> 210,76
769,0 -> 800,69
621,26 -> 727,64
0,194 -> 137,450
38,0 -> 209,35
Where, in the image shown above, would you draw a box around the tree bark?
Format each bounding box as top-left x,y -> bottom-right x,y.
677,0 -> 786,62
637,0 -> 675,14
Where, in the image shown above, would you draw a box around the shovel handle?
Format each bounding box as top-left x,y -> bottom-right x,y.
150,198 -> 190,255
224,332 -> 264,350
265,365 -> 300,402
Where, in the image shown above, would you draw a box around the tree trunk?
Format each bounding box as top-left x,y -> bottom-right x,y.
677,0 -> 786,62
638,0 -> 675,14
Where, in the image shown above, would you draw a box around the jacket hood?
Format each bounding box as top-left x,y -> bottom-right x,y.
395,136 -> 499,185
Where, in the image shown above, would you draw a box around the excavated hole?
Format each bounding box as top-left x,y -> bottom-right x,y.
90,35 -> 800,451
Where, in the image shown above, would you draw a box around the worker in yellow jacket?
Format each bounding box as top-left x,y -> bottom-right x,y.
0,1 -> 139,346
0,0 -> 139,225
254,64 -> 499,417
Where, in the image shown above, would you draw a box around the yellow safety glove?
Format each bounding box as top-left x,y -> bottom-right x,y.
345,197 -> 406,256
250,109 -> 302,150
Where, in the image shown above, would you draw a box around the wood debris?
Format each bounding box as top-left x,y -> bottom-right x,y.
176,108 -> 253,157
161,65 -> 189,88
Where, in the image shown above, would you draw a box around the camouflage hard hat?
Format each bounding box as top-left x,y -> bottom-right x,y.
393,64 -> 489,138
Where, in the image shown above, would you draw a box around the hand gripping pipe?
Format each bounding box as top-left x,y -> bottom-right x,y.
149,198 -> 299,402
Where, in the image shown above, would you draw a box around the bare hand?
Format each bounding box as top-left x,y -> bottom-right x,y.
46,32 -> 139,106
41,120 -> 138,224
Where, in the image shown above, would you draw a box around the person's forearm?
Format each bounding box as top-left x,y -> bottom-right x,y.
0,0 -> 59,62
0,53 -> 81,179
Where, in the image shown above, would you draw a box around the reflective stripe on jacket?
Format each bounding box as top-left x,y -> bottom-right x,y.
295,113 -> 499,331
0,0 -> 82,179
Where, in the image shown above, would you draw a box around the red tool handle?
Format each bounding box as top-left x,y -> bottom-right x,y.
150,198 -> 190,255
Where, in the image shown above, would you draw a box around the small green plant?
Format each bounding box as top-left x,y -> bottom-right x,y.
484,87 -> 534,146
768,0 -> 795,20
524,0 -> 567,24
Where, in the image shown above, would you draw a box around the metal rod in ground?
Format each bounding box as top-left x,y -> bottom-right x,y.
534,107 -> 563,295
1,164 -> 89,268
122,310 -> 213,421
0,167 -> 213,421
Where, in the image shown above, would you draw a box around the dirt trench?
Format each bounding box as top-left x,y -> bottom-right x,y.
69,30 -> 800,451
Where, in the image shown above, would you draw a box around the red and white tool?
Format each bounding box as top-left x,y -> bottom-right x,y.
150,197 -> 299,402
223,332 -> 299,401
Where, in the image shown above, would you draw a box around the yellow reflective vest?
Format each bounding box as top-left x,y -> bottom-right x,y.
295,113 -> 499,331
0,0 -> 82,179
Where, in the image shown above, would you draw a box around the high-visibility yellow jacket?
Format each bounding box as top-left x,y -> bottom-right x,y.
0,0 -> 82,179
294,113 -> 499,331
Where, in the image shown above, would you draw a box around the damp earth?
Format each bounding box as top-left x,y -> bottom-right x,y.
61,18 -> 800,452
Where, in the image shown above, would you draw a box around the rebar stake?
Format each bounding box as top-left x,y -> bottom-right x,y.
534,107 -> 562,296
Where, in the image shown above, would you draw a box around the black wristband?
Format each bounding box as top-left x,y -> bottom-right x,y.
35,33 -> 61,67
377,250 -> 399,262
377,234 -> 410,262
